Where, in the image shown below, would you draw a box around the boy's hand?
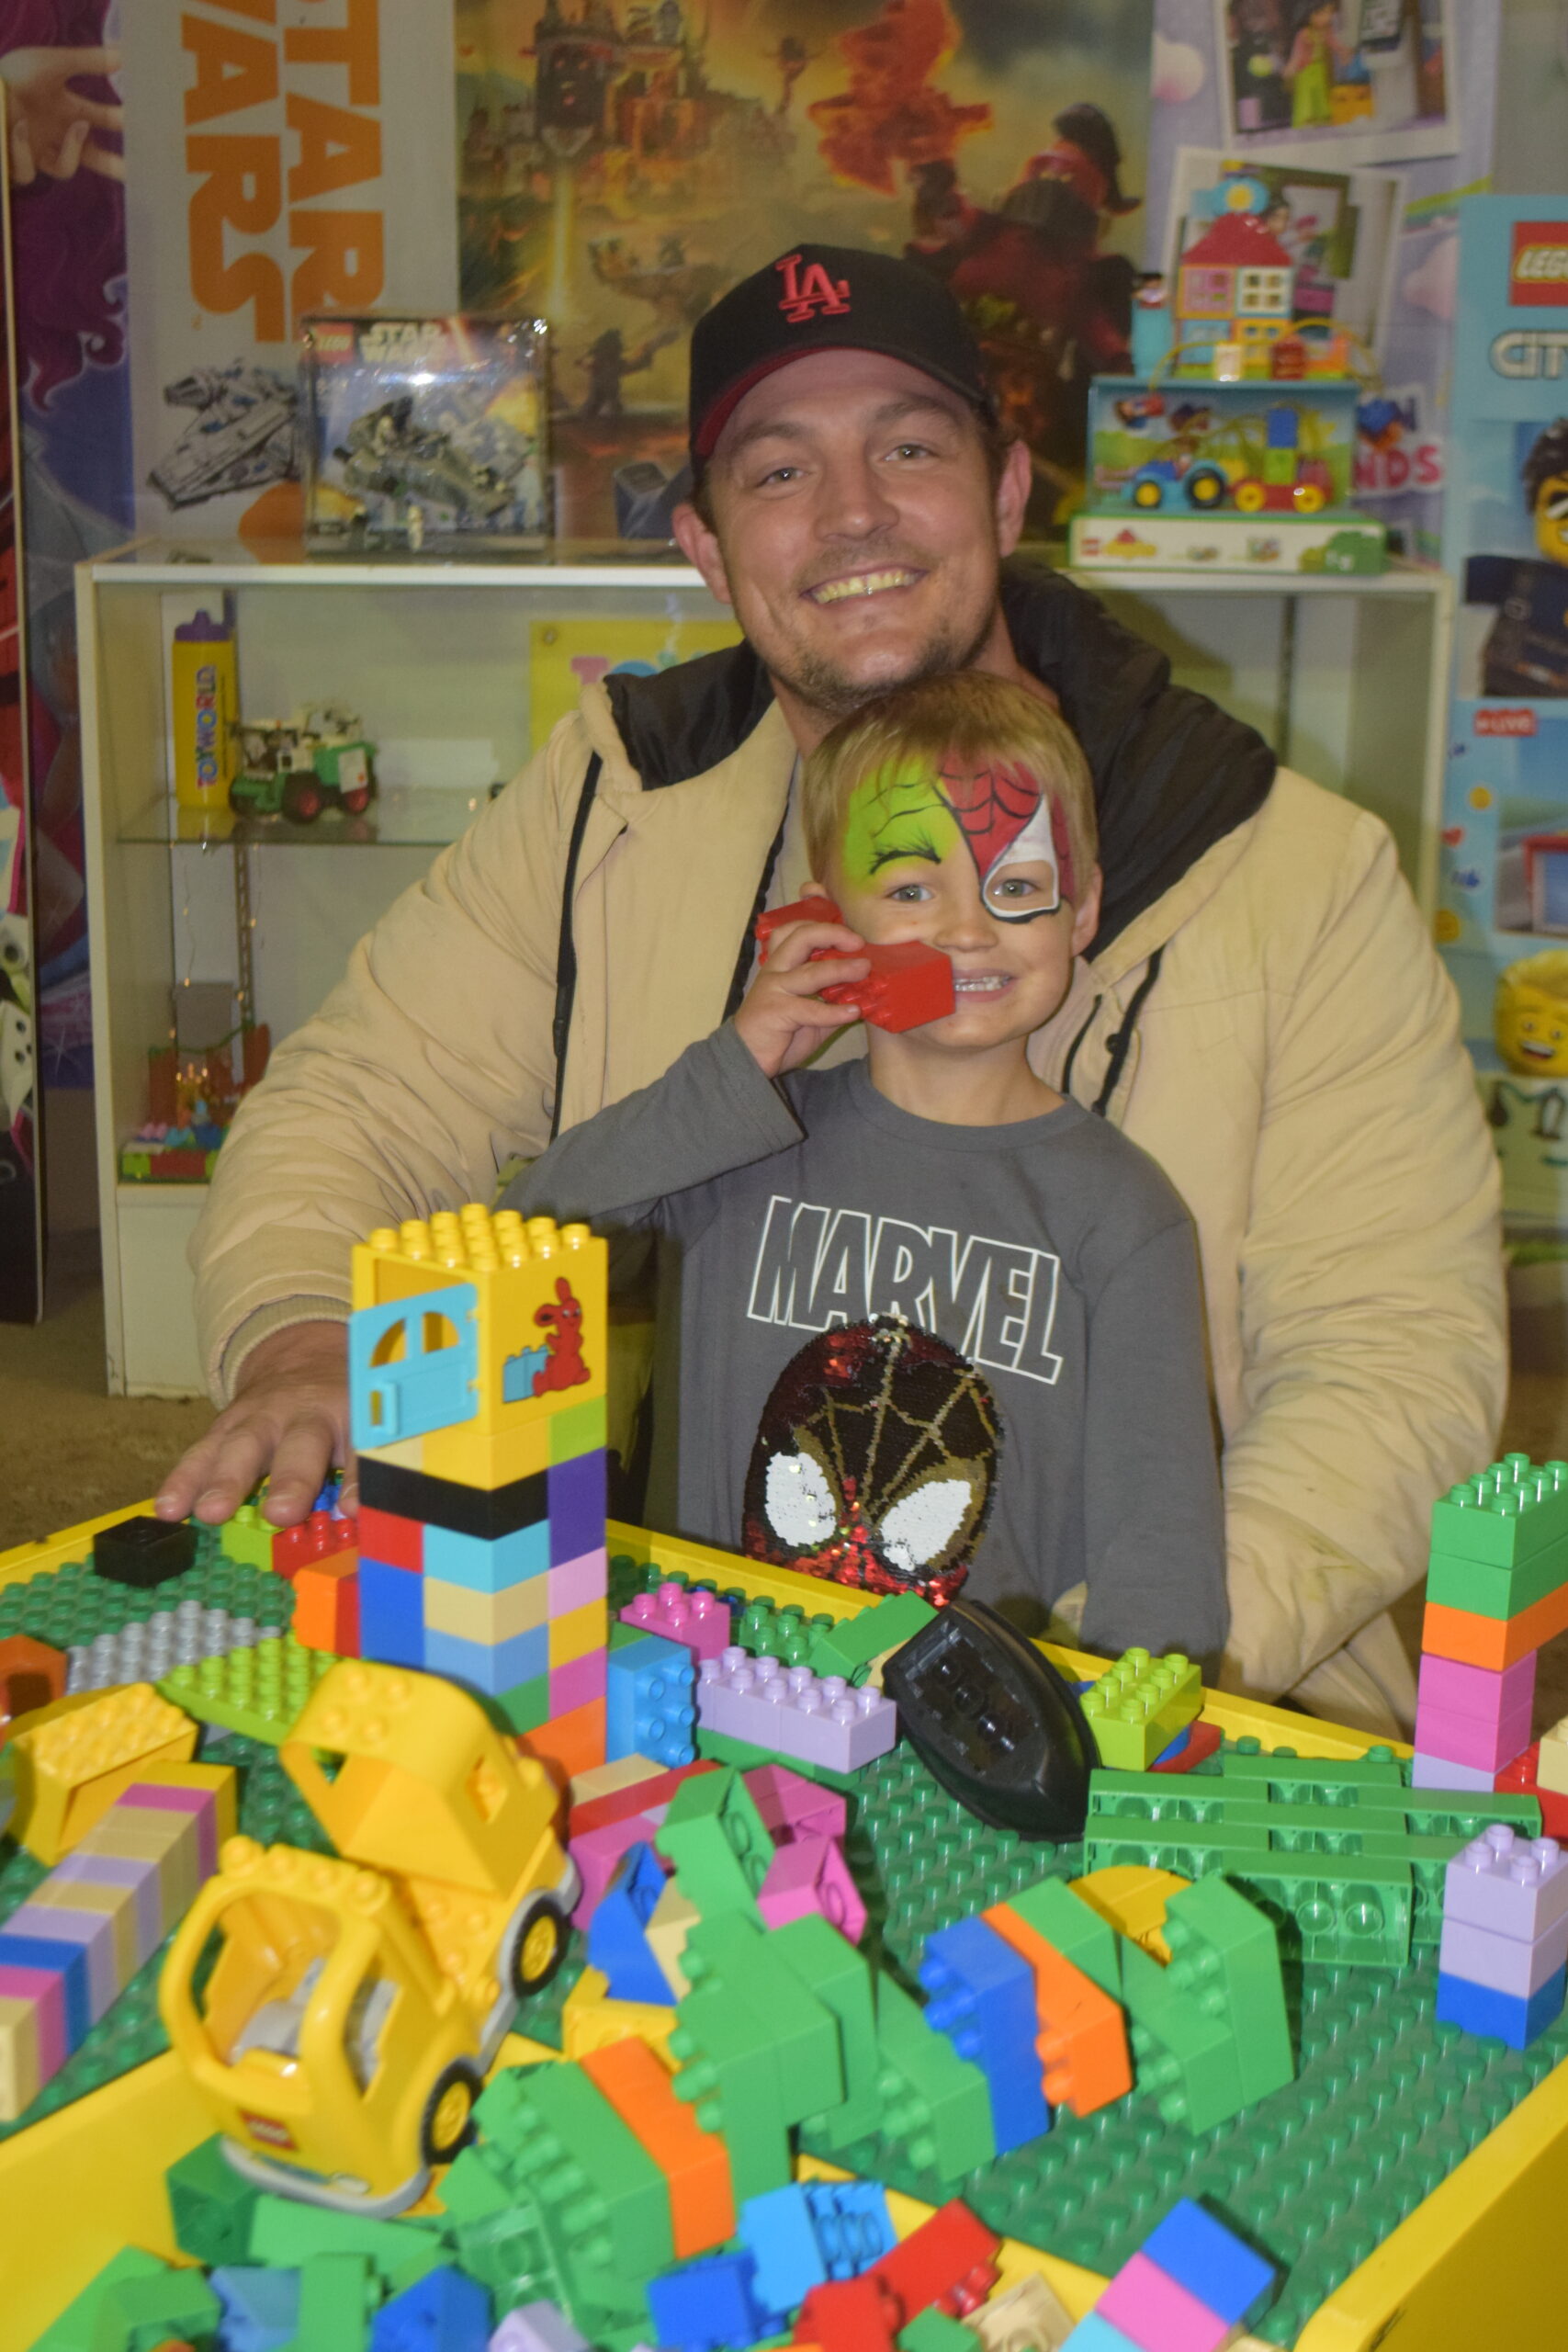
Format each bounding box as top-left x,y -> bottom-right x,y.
735,912 -> 870,1077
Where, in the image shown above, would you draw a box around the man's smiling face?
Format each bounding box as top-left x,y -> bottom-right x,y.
673,348 -> 1031,741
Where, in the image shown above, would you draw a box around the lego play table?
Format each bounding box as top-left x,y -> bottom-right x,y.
4,1509 -> 1568,2352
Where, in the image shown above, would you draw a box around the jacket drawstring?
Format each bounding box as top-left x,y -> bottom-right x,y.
1090,946 -> 1166,1119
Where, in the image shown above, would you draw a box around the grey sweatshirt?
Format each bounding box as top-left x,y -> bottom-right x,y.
511,1024 -> 1227,1657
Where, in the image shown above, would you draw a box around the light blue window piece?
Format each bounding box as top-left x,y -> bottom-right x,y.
350,1281 -> 478,1451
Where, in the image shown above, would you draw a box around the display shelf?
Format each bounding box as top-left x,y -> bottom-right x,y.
78,539 -> 1453,1398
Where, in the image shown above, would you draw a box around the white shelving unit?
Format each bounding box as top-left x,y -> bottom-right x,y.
77,540 -> 1453,1397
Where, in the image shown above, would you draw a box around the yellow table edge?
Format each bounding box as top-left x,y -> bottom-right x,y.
13,1510 -> 1564,2352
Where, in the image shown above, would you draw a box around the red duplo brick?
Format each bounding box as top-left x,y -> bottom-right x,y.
872,2199 -> 1001,2322
272,1511 -> 356,1579
355,1504 -> 423,1573
793,2273 -> 899,2349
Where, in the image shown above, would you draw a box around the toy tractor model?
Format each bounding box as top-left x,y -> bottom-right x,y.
228,706 -> 378,824
159,1659 -> 579,2214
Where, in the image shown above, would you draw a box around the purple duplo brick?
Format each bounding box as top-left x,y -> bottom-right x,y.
547,1449 -> 606,1566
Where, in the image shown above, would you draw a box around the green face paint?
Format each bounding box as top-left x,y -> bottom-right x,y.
838,763 -> 963,890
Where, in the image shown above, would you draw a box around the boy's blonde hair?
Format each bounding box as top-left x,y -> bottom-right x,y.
801,671 -> 1098,905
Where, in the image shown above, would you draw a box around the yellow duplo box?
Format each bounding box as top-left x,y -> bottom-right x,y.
424,1576 -> 550,1646
548,1600 -> 606,1670
353,1205 -> 607,1447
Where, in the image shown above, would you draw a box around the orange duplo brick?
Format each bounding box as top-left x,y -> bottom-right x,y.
525,1696 -> 606,1784
581,2030 -> 736,2258
291,1555 -> 359,1655
1423,1577 -> 1568,1672
984,1901 -> 1132,2117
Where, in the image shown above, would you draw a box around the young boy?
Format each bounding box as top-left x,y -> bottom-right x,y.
509,672 -> 1226,1659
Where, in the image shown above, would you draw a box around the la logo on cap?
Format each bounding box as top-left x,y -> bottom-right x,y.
776,252 -> 852,324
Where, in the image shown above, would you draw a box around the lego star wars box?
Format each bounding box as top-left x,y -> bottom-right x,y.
301,313 -> 550,554
1438,200 -> 1568,1232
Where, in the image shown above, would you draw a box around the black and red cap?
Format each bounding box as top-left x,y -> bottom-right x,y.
688,243 -> 996,477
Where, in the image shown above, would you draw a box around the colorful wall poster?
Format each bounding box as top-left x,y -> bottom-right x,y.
530,615 -> 740,751
1213,0 -> 1458,170
121,0 -> 459,545
455,0 -> 1156,536
0,143 -> 39,1322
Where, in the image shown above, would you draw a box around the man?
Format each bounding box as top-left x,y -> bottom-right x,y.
160,244 -> 1505,1733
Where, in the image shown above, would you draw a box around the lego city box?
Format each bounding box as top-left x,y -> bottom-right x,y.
300,313 -> 550,554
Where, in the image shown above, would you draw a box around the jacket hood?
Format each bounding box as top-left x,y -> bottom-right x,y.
604,559 -> 1276,956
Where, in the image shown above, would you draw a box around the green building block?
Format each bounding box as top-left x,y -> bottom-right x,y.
100,2267 -> 222,2352
655,1763 -> 771,1914
694,1724 -> 861,1793
1160,1875 -> 1293,2105
29,2252 -> 170,2352
683,1911 -> 844,2121
287,2254 -> 374,2352
897,2311 -> 976,2351
806,1593 -> 937,1685
1122,1935 -> 1247,2132
1003,1873 -> 1122,1999
671,1981 -> 795,2200
1220,1744 -> 1406,1792
1428,1454 -> 1568,1568
219,1501 -> 277,1573
1425,1541 -> 1568,1621
494,1670 -> 552,1736
872,1976 -> 996,2188
249,2195 -> 446,2292
1080,1649 -> 1202,1771
483,2061 -> 672,2322
733,1597 -> 835,1668
166,2132 -> 260,2265
767,1910 -> 884,2151
447,2178 -> 570,2318
159,1630 -> 334,1745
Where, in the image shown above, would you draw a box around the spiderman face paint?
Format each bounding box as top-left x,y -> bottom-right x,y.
839,753 -> 1072,922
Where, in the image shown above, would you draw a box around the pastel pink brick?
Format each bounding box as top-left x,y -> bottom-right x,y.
758,1833 -> 866,1946
1097,2251 -> 1235,2352
0,1962 -> 66,2081
549,1548 -> 608,1618
620,1583 -> 734,1664
744,1762 -> 848,1844
570,1809 -> 670,1928
1413,1698 -> 1532,1774
120,1779 -> 221,1877
8,1905 -> 118,2023
1416,1651 -> 1537,1726
1439,1910 -> 1568,1997
551,1649 -> 607,1717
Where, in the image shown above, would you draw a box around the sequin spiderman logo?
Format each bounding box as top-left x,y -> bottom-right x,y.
742,1316 -> 1000,1604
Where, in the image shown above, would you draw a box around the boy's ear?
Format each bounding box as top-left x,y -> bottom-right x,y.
1069,865 -> 1103,956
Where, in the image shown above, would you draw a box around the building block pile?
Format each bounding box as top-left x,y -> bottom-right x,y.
0,1758 -> 233,2118
1436,1822 -> 1568,2048
1064,2197 -> 1278,2351
344,1205 -> 610,1778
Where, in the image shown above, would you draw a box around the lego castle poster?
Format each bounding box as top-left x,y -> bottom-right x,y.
454,0 -> 1155,537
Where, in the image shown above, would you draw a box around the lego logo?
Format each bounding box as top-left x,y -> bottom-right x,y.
240,2109 -> 297,2149
1511,223 -> 1568,305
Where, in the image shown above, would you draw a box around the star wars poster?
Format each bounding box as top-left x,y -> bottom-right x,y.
454,0 -> 1156,536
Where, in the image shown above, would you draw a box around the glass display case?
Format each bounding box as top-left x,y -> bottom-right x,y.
78,538 -> 1453,1396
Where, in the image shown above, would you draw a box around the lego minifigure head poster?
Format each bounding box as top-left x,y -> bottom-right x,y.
453,0 -> 1154,537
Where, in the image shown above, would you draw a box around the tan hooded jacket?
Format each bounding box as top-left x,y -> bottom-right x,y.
192,570 -> 1505,1732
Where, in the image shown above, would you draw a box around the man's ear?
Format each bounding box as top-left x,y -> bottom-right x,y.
672,498 -> 733,606
994,436 -> 1032,558
1069,864 -> 1103,957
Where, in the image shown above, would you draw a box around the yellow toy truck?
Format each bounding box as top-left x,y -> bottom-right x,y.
159,1659 -> 579,2213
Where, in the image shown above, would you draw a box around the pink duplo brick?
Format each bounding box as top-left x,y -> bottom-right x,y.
619,1582 -> 734,1663
1098,2250 -> 1235,2352
552,1648 -> 607,1717
1413,1698 -> 1533,1775
1416,1651 -> 1537,1725
549,1548 -> 607,1618
745,1762 -> 848,1844
570,1811 -> 669,1928
0,1962 -> 67,2080
8,1905 -> 118,2024
117,1781 -> 220,1876
758,1833 -> 866,1946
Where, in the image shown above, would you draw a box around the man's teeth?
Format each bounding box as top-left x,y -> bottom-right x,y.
810,569 -> 919,604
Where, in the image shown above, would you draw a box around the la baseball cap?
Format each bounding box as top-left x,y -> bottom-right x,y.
688,243 -> 997,475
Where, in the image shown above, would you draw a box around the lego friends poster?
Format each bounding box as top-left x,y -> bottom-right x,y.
1213,0 -> 1458,170
1437,200 -> 1568,1231
453,0 -> 1156,535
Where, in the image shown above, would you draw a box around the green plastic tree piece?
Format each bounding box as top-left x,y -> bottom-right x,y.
655,1763 -> 771,1915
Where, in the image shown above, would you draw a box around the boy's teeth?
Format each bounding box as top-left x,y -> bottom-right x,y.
953,975 -> 1010,992
811,568 -> 918,604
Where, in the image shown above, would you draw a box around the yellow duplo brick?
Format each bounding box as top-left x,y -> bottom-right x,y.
424,1576 -> 549,1646
570,1755 -> 666,1807
548,1600 -> 606,1669
561,1963 -> 677,2066
1538,1715 -> 1568,1796
0,1994 -> 40,2120
39,1876 -> 141,1980
645,1878 -> 699,2000
418,1415 -> 551,1492
12,1685 -> 197,1864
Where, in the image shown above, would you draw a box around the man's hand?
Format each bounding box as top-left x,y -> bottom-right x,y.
1,47 -> 124,184
734,908 -> 869,1078
156,1320 -> 352,1531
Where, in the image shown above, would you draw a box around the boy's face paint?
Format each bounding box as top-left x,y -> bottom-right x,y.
840,753 -> 1071,922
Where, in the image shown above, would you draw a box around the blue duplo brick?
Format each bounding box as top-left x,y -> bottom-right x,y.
357,1559 -> 424,1669
0,1929 -> 91,2049
1437,1960 -> 1568,2051
606,1629 -> 695,1768
918,1913 -> 1050,2154
1140,2197 -> 1278,2326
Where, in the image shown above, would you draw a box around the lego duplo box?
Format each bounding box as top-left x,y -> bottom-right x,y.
350,1207 -> 606,1488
